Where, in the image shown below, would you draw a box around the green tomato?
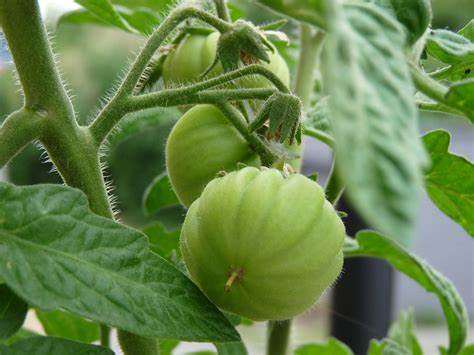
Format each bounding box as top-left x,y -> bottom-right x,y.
166,105 -> 260,207
162,32 -> 290,88
180,167 -> 345,321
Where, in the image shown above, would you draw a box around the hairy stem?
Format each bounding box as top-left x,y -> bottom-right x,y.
127,88 -> 276,111
92,62 -> 287,147
0,109 -> 44,167
266,320 -> 291,355
409,63 -> 449,106
216,101 -> 278,166
214,0 -> 231,22
0,0 -> 74,117
90,6 -> 232,145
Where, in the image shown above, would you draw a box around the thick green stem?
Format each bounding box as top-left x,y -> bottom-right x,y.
0,0 -> 74,117
118,330 -> 159,355
409,63 -> 449,106
214,0 -> 231,22
216,101 -> 278,166
0,109 -> 45,167
266,320 -> 291,355
294,25 -> 325,109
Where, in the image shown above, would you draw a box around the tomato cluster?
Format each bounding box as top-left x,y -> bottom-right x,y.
164,29 -> 344,321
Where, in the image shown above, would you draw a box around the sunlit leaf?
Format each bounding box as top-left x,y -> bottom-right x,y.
35,310 -> 100,344
423,130 -> 474,236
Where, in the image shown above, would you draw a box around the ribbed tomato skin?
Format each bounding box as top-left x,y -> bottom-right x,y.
180,167 -> 345,321
166,105 -> 260,207
162,32 -> 290,88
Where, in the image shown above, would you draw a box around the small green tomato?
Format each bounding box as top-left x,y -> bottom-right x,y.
162,32 -> 290,88
166,105 -> 260,207
180,167 -> 345,321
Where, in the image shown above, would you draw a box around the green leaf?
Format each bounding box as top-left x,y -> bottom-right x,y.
367,339 -> 410,355
74,0 -> 136,33
295,338 -> 353,354
322,2 -> 427,246
143,222 -> 181,261
304,97 -> 331,134
344,231 -> 469,355
422,130 -> 474,236
35,310 -> 99,344
115,5 -> 160,34
367,0 -> 432,46
0,182 -> 239,343
0,285 -> 27,340
387,311 -> 422,355
458,344 -> 474,355
215,341 -> 248,355
159,339 -> 180,355
255,0 -> 328,29
459,20 -> 474,41
430,62 -> 474,82
0,328 -> 38,346
143,173 -> 180,216
426,30 -> 474,64
446,79 -> 474,121
0,336 -> 112,354
58,9 -> 108,28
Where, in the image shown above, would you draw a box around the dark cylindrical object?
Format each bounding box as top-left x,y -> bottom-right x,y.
331,197 -> 394,355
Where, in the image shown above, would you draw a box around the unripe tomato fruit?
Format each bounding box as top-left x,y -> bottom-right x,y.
180,167 -> 345,321
162,32 -> 290,88
166,105 -> 260,207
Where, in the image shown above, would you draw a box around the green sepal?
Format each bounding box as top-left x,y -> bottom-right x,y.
250,93 -> 302,144
216,20 -> 273,72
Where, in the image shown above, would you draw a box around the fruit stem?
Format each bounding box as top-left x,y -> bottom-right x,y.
266,320 -> 291,355
225,269 -> 241,292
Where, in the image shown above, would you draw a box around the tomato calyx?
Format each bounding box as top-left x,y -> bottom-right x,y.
250,92 -> 303,145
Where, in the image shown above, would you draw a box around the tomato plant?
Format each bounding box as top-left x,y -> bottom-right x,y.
0,0 -> 472,355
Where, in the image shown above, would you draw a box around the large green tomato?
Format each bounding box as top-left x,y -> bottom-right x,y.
162,32 -> 290,88
166,105 -> 260,207
180,167 -> 345,321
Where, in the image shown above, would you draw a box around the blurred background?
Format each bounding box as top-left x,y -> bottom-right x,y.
0,0 -> 472,354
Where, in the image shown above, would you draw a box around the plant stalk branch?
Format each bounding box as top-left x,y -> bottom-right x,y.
214,0 -> 231,22
302,127 -> 335,148
90,6 -> 232,145
216,101 -> 278,166
0,109 -> 44,168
